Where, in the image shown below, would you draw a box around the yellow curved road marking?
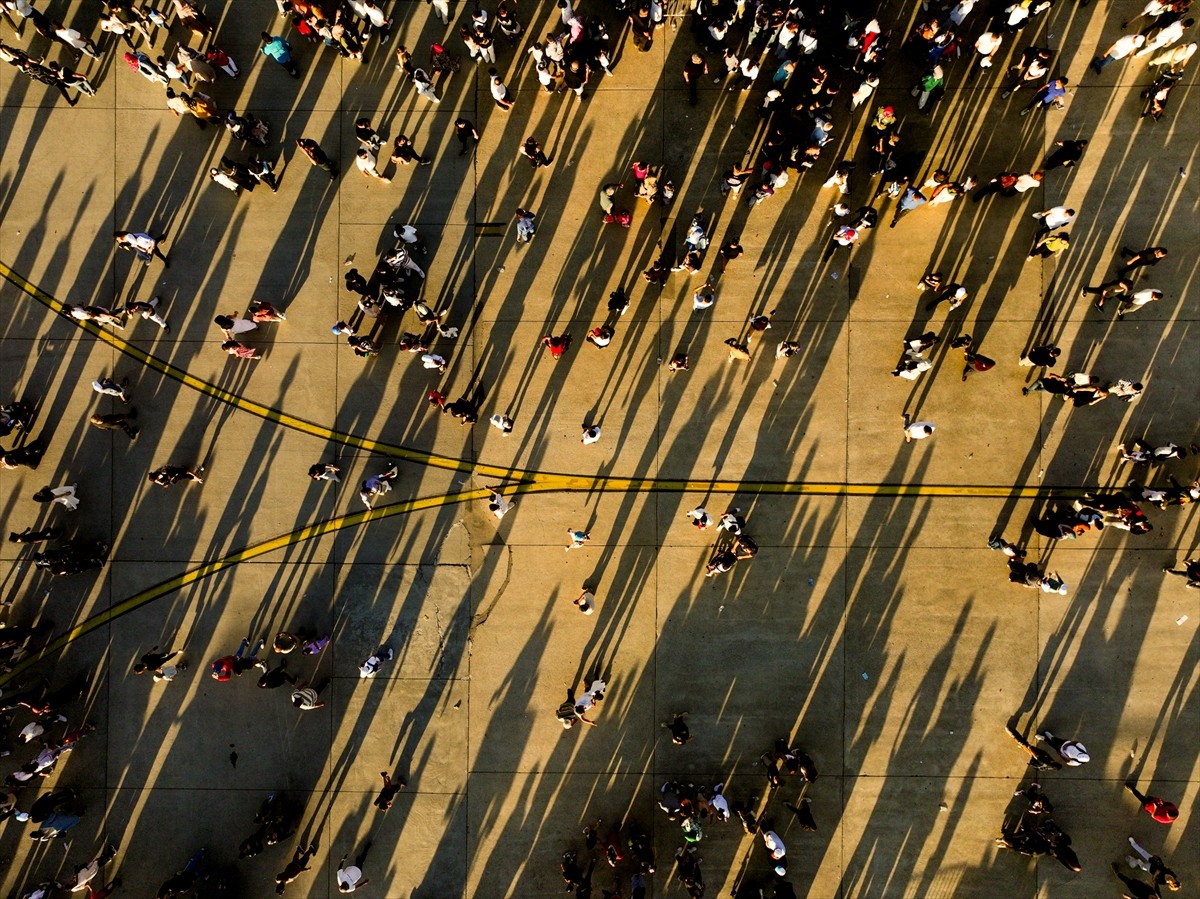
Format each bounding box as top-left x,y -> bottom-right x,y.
0,262 -> 496,476
0,261 -> 1080,677
1,261 -> 1070,501
0,488 -> 488,685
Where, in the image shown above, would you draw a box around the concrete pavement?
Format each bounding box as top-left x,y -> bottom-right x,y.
0,0 -> 1196,897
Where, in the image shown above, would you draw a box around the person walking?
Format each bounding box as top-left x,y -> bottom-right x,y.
222,340 -> 261,360
309,462 -> 341,482
1020,76 -> 1069,114
390,134 -> 431,167
134,646 -> 182,676
454,118 -> 480,156
484,486 -> 515,520
1126,837 -> 1181,891
92,375 -> 130,402
275,842 -> 318,893
1118,246 -> 1168,275
1044,139 -> 1088,171
566,529 -> 590,551
1027,231 -> 1070,260
373,771 -> 406,810
290,678 -> 329,711
260,32 -> 299,77
249,155 -> 279,191
519,136 -> 551,168
902,413 -> 935,443
1006,724 -> 1062,770
32,484 -> 79,510
1031,206 -> 1075,232
296,138 -> 337,179
1019,344 -> 1061,367
114,231 -> 169,266
683,53 -> 708,105
360,464 -> 399,509
573,587 -> 595,614
1036,730 -> 1091,765
355,148 -> 390,183
514,208 -> 536,243
147,464 -> 204,487
1082,276 -> 1132,310
412,67 -> 441,103
489,68 -> 514,109
48,62 -> 97,99
89,410 -> 138,440
1162,558 -> 1200,587
541,333 -> 572,359
337,846 -> 371,892
1124,782 -> 1179,823
125,296 -> 171,332
1116,289 -> 1163,320
51,21 -> 100,59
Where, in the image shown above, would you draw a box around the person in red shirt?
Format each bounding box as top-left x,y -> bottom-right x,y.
541,333 -> 573,359
1125,782 -> 1179,823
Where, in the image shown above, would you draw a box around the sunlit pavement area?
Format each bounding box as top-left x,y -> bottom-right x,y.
0,0 -> 1196,896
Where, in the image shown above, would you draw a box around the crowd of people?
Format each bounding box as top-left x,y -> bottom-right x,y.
0,0 -> 1194,894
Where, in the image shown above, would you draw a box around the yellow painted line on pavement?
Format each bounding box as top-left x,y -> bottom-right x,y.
0,262 -> 1082,676
2,261 -> 1075,502
0,488 -> 487,686
2,476 -> 1060,682
0,262 -> 506,478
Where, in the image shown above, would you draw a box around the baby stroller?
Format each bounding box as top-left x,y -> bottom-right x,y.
430,42 -> 460,74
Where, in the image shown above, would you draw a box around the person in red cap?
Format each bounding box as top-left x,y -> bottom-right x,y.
1125,782 -> 1179,823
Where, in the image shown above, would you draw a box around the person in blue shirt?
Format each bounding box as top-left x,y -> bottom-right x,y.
1020,76 -> 1068,115
259,32 -> 298,77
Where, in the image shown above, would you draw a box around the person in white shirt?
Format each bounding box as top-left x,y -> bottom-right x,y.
52,22 -> 100,58
1014,171 -> 1043,192
354,148 -> 390,183
412,67 -> 440,103
892,353 -> 933,380
762,829 -> 786,863
581,425 -> 602,445
974,31 -> 1003,68
1116,288 -> 1163,319
573,588 -> 595,614
114,230 -> 169,265
1135,17 -> 1194,56
1124,0 -> 1171,28
337,848 -> 371,891
485,486 -> 514,520
358,647 -> 393,678
1036,731 -> 1090,765
489,68 -> 514,109
902,413 -> 935,442
1091,32 -> 1146,72
1032,205 -> 1075,230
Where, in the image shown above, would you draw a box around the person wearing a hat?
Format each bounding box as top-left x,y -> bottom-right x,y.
1037,730 -> 1090,765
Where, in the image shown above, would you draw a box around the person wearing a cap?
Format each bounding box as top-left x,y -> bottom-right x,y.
1125,782 -> 1179,823
1037,730 -> 1090,765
